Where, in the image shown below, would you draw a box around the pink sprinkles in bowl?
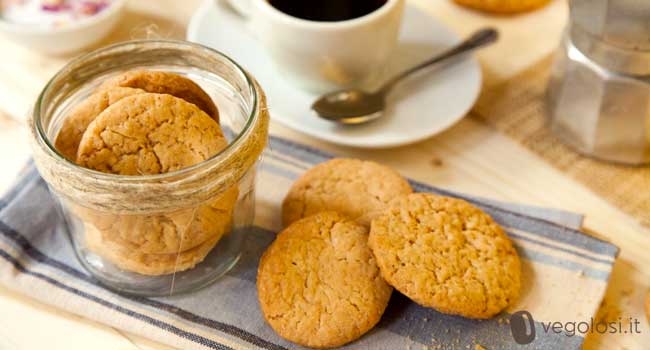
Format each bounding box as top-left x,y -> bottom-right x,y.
1,0 -> 112,28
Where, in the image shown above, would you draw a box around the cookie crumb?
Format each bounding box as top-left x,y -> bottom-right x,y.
475,345 -> 487,350
430,157 -> 443,167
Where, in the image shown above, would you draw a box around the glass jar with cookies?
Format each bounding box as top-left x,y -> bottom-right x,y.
28,40 -> 269,296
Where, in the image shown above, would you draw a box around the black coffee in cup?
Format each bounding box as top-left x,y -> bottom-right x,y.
268,0 -> 389,22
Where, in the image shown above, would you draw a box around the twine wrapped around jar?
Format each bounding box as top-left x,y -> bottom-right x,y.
30,78 -> 268,214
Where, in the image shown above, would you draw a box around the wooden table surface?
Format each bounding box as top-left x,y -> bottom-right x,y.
0,1 -> 648,349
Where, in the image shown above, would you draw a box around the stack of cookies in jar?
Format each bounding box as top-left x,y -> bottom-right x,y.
55,70 -> 237,276
257,158 -> 523,348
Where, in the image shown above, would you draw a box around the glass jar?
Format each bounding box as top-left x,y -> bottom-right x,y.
28,40 -> 269,296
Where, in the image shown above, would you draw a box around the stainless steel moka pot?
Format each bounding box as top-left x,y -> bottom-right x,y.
547,0 -> 650,164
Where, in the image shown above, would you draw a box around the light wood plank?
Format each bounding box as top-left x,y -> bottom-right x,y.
0,0 -> 646,349
0,285 -> 139,350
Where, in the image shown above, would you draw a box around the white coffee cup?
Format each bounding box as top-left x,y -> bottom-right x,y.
225,0 -> 405,93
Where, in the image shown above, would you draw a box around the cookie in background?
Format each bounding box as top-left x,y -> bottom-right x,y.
453,0 -> 550,14
282,158 -> 412,227
97,70 -> 220,123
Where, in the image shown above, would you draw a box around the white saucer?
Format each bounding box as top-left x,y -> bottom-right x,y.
187,0 -> 481,148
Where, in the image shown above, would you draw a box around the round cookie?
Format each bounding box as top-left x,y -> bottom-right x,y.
75,93 -> 234,258
54,87 -> 145,161
76,93 -> 227,175
453,0 -> 550,14
86,186 -> 239,254
257,211 -> 392,348
97,70 -> 219,122
368,193 -> 521,319
282,158 -> 412,227
84,224 -> 222,276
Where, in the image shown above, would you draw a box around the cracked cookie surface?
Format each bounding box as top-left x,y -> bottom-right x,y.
55,87 -> 145,161
98,70 -> 220,122
85,224 -> 222,276
257,211 -> 392,348
76,93 -> 227,175
368,193 -> 521,319
282,158 -> 412,227
79,185 -> 239,254
74,93 -> 235,258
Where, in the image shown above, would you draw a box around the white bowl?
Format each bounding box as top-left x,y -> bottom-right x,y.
0,0 -> 126,55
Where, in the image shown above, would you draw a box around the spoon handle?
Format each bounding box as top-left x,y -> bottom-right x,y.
378,28 -> 499,95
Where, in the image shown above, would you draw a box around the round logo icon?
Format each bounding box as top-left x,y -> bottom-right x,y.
510,310 -> 536,345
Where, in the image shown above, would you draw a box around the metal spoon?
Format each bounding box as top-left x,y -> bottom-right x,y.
312,28 -> 499,124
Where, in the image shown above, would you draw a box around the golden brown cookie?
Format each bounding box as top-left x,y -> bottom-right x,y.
282,158 -> 412,227
84,224 -> 223,276
85,186 -> 239,254
257,212 -> 392,348
368,193 -> 521,319
54,87 -> 145,161
75,93 -> 235,259
453,0 -> 550,14
77,93 -> 227,175
97,70 -> 219,122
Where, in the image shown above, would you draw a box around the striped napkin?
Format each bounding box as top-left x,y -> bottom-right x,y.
0,135 -> 618,350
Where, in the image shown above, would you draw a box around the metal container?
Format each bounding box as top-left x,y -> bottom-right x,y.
547,0 -> 650,164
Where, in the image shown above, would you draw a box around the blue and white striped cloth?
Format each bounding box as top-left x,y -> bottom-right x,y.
0,135 -> 618,349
